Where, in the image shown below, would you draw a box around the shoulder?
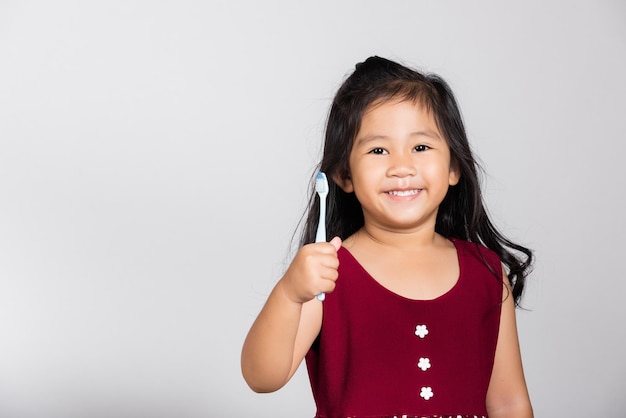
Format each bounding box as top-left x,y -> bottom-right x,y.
452,238 -> 503,288
452,238 -> 501,267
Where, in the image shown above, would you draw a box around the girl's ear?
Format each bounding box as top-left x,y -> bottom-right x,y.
448,165 -> 461,186
333,172 -> 354,193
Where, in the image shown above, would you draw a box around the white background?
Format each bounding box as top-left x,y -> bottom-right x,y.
1,1 -> 625,416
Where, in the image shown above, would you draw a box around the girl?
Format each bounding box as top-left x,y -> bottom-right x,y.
241,56 -> 533,418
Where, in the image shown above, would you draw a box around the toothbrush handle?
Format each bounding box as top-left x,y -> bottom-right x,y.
315,196 -> 327,243
315,196 -> 327,301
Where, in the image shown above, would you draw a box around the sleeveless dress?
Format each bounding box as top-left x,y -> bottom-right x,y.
305,239 -> 503,418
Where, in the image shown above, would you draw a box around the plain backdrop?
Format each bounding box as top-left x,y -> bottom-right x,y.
1,1 -> 625,417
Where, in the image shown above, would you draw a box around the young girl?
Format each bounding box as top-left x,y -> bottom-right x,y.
241,56 -> 533,418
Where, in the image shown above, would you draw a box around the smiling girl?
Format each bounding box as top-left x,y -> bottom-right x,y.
242,56 -> 533,418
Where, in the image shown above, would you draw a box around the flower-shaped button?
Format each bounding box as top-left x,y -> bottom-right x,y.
419,386 -> 434,400
417,357 -> 431,371
414,324 -> 429,338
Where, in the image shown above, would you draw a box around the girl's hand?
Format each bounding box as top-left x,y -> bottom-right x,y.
278,236 -> 342,304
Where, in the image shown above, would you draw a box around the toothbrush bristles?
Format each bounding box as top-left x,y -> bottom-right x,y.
316,172 -> 329,193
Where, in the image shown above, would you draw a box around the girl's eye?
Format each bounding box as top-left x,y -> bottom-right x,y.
414,144 -> 429,152
369,147 -> 387,155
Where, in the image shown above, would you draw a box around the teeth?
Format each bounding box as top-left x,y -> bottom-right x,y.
388,189 -> 419,196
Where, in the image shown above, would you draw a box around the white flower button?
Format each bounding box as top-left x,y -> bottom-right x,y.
417,357 -> 431,371
414,324 -> 429,338
419,386 -> 434,400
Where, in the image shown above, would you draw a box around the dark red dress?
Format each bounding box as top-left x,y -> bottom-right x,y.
305,239 -> 503,418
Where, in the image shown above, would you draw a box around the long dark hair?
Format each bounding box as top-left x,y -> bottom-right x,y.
299,56 -> 532,305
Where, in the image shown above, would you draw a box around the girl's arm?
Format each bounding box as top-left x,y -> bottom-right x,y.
486,268 -> 533,417
241,238 -> 341,393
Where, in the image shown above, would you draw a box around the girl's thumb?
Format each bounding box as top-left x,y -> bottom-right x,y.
329,236 -> 342,251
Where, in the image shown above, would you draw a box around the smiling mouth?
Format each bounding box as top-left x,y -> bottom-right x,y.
386,189 -> 421,197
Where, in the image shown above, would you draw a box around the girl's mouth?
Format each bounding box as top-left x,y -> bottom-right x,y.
386,189 -> 421,197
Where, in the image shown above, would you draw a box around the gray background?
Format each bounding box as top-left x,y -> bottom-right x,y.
1,1 -> 624,416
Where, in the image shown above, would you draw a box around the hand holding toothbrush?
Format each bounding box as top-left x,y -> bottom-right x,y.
277,172 -> 341,304
278,236 -> 342,304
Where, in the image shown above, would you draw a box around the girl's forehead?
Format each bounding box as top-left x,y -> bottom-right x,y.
360,98 -> 438,128
356,98 -> 449,146
363,97 -> 434,118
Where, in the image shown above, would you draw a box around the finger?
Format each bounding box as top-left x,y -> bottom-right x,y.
319,281 -> 336,295
329,236 -> 342,251
318,273 -> 338,293
318,252 -> 339,270
319,264 -> 339,282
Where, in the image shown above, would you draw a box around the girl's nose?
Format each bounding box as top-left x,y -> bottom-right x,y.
387,152 -> 416,177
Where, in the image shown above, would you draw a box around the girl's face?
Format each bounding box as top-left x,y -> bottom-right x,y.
336,99 -> 459,233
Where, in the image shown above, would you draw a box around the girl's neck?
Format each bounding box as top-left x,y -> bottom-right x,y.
345,223 -> 446,253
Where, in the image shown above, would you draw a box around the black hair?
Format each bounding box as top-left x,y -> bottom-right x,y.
299,56 -> 532,306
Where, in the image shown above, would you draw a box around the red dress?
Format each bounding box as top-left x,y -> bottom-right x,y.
305,239 -> 503,418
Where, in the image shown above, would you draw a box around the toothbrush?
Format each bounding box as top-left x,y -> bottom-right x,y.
315,171 -> 329,301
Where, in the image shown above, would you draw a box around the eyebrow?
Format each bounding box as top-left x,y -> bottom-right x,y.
355,130 -> 443,146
